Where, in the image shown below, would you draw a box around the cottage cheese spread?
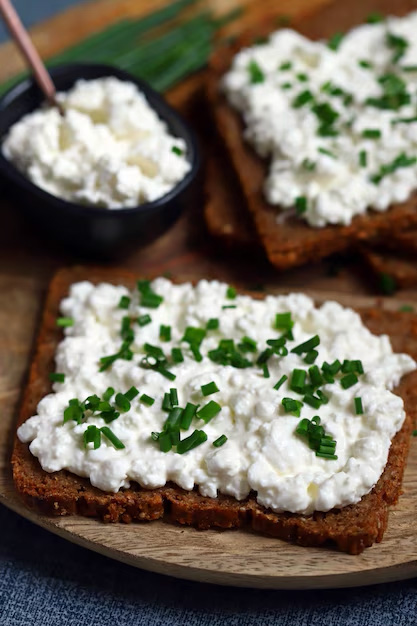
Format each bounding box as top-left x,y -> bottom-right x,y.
2,77 -> 190,208
18,279 -> 415,514
222,12 -> 417,227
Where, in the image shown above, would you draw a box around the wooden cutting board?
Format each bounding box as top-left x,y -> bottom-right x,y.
0,0 -> 416,589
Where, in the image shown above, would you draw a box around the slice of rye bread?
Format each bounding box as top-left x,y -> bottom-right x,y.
206,0 -> 417,270
12,266 -> 417,554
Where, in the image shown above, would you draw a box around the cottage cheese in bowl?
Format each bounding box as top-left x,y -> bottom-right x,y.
2,77 -> 191,208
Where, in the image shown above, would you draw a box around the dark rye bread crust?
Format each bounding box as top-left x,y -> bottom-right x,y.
206,0 -> 417,270
12,267 -> 417,554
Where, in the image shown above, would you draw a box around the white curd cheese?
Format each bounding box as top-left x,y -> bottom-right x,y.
2,77 -> 190,208
18,279 -> 415,514
222,12 -> 417,227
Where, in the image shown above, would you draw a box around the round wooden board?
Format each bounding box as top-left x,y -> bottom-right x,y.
1,287 -> 416,590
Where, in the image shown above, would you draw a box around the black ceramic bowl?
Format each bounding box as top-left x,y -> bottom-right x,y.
0,64 -> 200,257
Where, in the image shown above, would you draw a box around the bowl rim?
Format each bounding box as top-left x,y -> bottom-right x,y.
0,62 -> 200,218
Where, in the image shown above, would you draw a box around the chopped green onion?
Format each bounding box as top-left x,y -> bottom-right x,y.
180,402 -> 198,430
248,59 -> 264,83
316,452 -> 338,459
362,129 -> 381,139
141,292 -> 163,308
279,60 -> 292,70
156,366 -> 176,381
172,146 -> 183,156
316,390 -> 329,405
371,153 -> 417,185
100,426 -> 125,449
118,295 -> 131,309
162,393 -> 173,412
182,326 -> 206,347
282,397 -> 303,417
63,402 -> 83,424
359,60 -> 373,69
238,336 -> 257,353
177,429 -> 207,454
56,317 -> 74,327
273,374 -> 288,390
281,82 -> 292,90
226,286 -> 237,299
115,392 -> 131,412
50,373 -> 65,383
164,407 -> 183,431
322,360 -> 342,375
290,369 -> 306,393
291,335 -> 320,355
354,397 -> 363,415
222,305 -> 237,309
274,312 -> 293,331
297,73 -> 308,82
171,347 -> 184,363
206,318 -> 219,330
392,116 -> 417,124
292,90 -> 314,108
304,350 -> 318,364
295,196 -> 307,215
201,381 -> 219,396
340,373 -> 358,389
302,158 -> 316,171
84,425 -> 101,449
367,12 -> 384,23
197,400 -> 222,423
138,314 -> 152,327
144,343 -> 165,360
303,394 -> 322,409
170,388 -> 179,406
380,273 -> 397,295
160,325 -> 171,342
140,393 -> 155,406
399,305 -> 414,312
103,387 -> 114,402
124,386 -> 139,401
261,363 -> 270,378
213,435 -> 228,448
402,65 -> 417,72
413,430 -> 417,437
318,147 -> 336,159
359,150 -> 367,168
159,432 -> 172,453
328,32 -> 344,51
99,408 -> 120,424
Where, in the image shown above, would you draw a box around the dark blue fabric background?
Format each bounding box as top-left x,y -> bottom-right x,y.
0,2 -> 416,624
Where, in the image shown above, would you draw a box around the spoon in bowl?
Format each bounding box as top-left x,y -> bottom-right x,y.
0,0 -> 64,113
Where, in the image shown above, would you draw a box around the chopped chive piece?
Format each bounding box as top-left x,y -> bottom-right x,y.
197,401 -> 222,423
367,12 -> 383,23
322,371 -> 335,384
115,393 -> 131,412
141,292 -> 163,308
292,89 -> 314,108
170,430 -> 180,446
238,336 -> 257,352
160,325 -> 171,342
279,60 -> 292,70
50,373 -> 65,383
274,374 -> 288,390
392,116 -> 417,124
257,348 -> 273,364
140,393 -> 155,406
171,347 -> 184,363
362,129 -> 381,139
380,273 -> 397,295
170,388 -> 179,406
386,32 -> 408,63
275,312 -> 294,331
201,381 -> 219,396
291,335 -> 320,355
118,295 -> 131,309
359,60 -> 372,69
213,435 -> 228,448
402,65 -> 417,72
100,426 -> 125,449
56,317 -> 74,327
103,387 -> 114,402
354,397 -> 363,415
359,150 -> 367,168
304,350 -> 318,364
124,386 -> 139,401
226,286 -> 237,299
206,318 -> 219,330
99,409 -> 120,424
180,402 -> 198,430
156,366 -> 176,381
138,314 -> 152,327
303,394 -> 322,409
281,82 -> 292,90
399,305 -> 414,312
302,158 -> 316,171
177,429 -> 208,454
413,430 -> 417,437
144,343 -> 165,360
297,73 -> 308,82
308,365 -> 323,387
316,390 -> 329,404
290,369 -> 306,393
84,425 -> 101,449
248,59 -> 264,83
371,153 -> 417,185
164,407 -> 183,431
316,452 -> 338,459
318,147 -> 336,158
328,32 -> 344,51
322,359 -> 342,375
282,397 -> 303,417
159,432 -> 172,453
63,403 -> 83,424
295,196 -> 307,215
190,345 -> 203,362
340,373 -> 358,389
182,326 -> 206,347
262,363 -> 270,378
162,393 -> 173,412
222,305 -> 237,309
172,146 -> 183,156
